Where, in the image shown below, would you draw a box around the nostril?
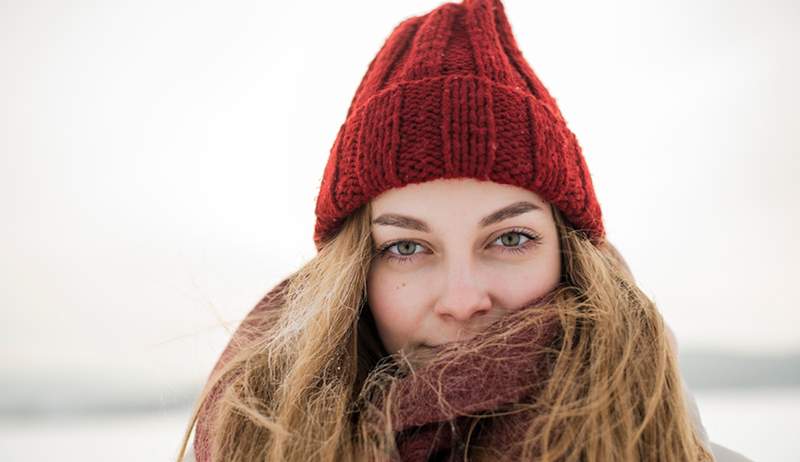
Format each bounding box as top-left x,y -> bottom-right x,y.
437,306 -> 491,322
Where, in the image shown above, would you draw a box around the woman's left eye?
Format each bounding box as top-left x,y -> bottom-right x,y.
490,229 -> 542,254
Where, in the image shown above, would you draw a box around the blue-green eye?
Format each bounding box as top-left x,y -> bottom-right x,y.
377,240 -> 426,264
393,241 -> 420,256
489,229 -> 543,255
498,232 -> 524,247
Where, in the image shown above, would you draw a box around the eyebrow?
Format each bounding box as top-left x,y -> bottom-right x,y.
371,201 -> 542,232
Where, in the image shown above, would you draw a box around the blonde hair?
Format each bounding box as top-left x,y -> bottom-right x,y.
176,201 -> 713,462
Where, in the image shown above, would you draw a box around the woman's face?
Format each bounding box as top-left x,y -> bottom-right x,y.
367,178 -> 562,356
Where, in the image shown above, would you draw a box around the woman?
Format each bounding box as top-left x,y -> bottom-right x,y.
178,0 -> 751,460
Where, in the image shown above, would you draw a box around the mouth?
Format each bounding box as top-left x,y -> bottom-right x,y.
418,341 -> 454,350
404,343 -> 442,365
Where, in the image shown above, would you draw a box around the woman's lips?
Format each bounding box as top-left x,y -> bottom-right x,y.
405,344 -> 443,366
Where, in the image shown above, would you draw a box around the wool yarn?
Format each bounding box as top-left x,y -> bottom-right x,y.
313,0 -> 604,250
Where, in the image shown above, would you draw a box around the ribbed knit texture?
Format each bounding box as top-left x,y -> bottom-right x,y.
387,312 -> 561,461
314,0 -> 604,249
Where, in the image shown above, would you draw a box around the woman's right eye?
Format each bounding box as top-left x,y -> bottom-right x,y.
377,241 -> 426,263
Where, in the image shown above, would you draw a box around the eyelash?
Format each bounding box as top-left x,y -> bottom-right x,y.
374,228 -> 543,264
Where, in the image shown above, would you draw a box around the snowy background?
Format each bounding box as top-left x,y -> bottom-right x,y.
2,0 -> 798,460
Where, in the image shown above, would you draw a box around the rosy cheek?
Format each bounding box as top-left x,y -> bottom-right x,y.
367,274 -> 424,352
485,263 -> 559,310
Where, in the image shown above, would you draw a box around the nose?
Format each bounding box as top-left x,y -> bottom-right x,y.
433,264 -> 492,322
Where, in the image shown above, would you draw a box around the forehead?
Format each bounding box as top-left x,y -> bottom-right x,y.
369,178 -> 550,230
371,178 -> 546,212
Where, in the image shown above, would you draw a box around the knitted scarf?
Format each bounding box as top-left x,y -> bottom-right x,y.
194,280 -> 562,462
380,309 -> 562,461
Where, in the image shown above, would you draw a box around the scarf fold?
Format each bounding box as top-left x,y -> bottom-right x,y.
384,311 -> 563,461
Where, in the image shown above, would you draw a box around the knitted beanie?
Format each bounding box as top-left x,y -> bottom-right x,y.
313,0 -> 604,250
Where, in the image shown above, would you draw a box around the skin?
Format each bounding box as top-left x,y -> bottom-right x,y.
366,178 -> 562,358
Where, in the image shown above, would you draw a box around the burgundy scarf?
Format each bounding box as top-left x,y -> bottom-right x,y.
194,280 -> 561,461
383,312 -> 562,461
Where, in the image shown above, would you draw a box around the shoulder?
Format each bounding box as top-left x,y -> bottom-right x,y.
183,443 -> 196,462
709,441 -> 755,462
191,275 -> 294,462
683,379 -> 753,461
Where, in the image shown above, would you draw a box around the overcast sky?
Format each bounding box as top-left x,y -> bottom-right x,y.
1,0 -> 798,388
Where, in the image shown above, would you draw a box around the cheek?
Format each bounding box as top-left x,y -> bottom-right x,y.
491,245 -> 561,309
366,265 -> 427,353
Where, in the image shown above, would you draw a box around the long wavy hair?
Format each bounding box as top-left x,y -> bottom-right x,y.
176,200 -> 713,462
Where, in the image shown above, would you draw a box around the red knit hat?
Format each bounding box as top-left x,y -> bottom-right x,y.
313,0 -> 604,250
